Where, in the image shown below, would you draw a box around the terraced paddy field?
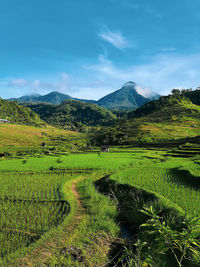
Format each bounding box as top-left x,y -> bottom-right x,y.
0,145 -> 200,266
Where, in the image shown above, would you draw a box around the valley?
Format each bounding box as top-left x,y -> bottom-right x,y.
2,1 -> 200,266
0,87 -> 200,266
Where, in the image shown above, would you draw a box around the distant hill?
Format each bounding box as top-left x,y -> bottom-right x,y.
25,100 -> 117,131
10,91 -> 96,105
0,98 -> 44,126
32,91 -> 72,104
9,94 -> 41,103
97,82 -> 159,110
8,82 -> 159,111
92,94 -> 200,145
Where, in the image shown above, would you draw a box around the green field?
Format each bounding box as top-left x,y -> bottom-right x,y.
0,144 -> 200,266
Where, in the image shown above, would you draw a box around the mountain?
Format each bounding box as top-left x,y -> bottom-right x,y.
8,82 -> 159,110
0,98 -> 44,126
97,81 -> 159,110
92,94 -> 200,145
25,100 -> 117,131
9,91 -> 96,105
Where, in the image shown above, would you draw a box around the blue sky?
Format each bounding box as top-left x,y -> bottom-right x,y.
1,0 -> 200,99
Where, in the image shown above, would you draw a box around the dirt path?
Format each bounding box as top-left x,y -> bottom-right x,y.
12,176 -> 86,267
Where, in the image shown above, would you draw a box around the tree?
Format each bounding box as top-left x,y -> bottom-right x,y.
171,89 -> 181,95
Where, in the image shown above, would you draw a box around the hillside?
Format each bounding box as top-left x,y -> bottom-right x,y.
97,81 -> 158,110
92,95 -> 200,145
0,98 -> 44,126
0,123 -> 78,151
183,89 -> 200,106
25,100 -> 117,131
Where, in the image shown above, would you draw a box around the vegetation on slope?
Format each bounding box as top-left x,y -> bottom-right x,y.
91,94 -> 200,145
25,100 -> 117,131
128,93 -> 200,119
0,123 -> 79,151
183,88 -> 200,106
0,98 -> 44,126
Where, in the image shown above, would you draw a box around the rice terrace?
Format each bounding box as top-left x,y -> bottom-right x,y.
1,1 -> 200,266
0,116 -> 200,266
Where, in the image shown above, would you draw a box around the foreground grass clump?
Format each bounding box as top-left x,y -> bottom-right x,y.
136,206 -> 200,267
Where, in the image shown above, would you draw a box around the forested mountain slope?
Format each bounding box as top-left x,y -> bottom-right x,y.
26,100 -> 117,131
0,98 -> 44,126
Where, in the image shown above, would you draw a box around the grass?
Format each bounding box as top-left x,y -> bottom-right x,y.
0,123 -> 78,150
46,172 -> 121,266
0,152 -> 134,265
119,99 -> 200,143
0,152 -> 135,172
0,146 -> 199,266
0,172 -> 76,262
109,155 -> 200,217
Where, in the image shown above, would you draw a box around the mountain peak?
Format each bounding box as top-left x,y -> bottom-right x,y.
123,81 -> 136,87
46,91 -> 63,95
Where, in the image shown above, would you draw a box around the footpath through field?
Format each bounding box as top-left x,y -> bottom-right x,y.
13,175 -> 87,267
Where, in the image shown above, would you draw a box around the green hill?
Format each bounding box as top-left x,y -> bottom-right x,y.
128,94 -> 200,120
92,95 -> 200,145
25,100 -> 117,131
0,98 -> 44,126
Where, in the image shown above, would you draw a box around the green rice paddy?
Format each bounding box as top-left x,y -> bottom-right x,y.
0,144 -> 199,266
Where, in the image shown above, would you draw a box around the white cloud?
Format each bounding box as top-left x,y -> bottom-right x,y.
2,53 -> 200,100
99,29 -> 131,50
11,78 -> 27,87
3,73 -> 71,98
135,85 -> 154,98
86,53 -> 200,96
56,72 -> 70,92
31,80 -> 41,89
